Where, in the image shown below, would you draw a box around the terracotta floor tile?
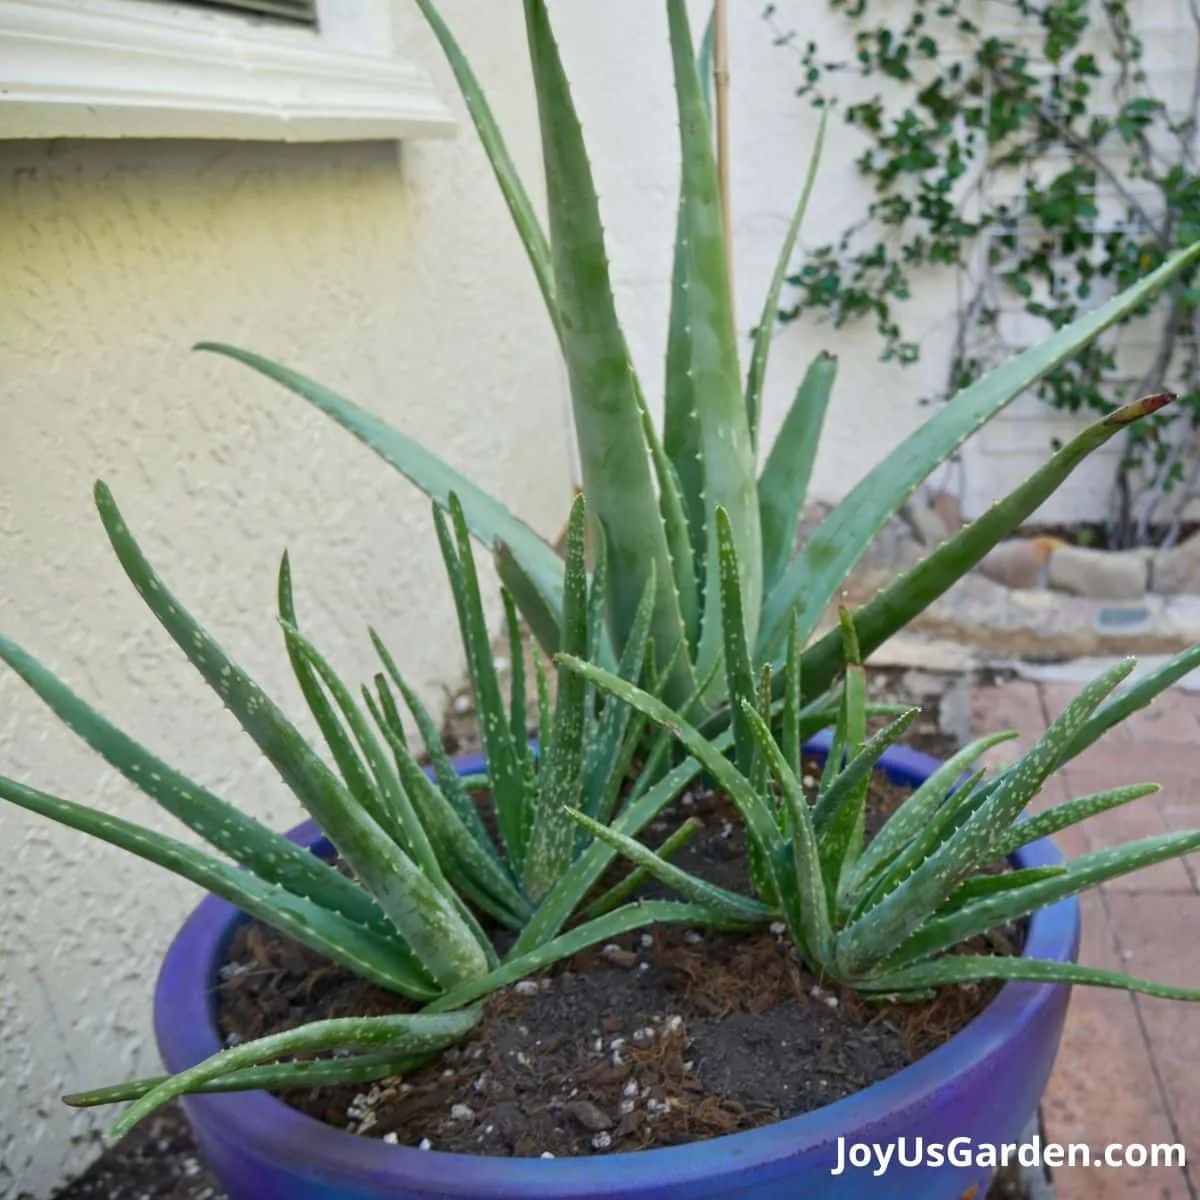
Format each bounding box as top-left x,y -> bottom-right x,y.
1105,892 -> 1200,1194
972,682 -> 1048,770
1055,782 -> 1194,894
1042,891 -> 1190,1199
1123,692 -> 1200,744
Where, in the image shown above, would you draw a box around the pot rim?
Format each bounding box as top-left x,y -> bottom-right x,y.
156,742 -> 1081,1197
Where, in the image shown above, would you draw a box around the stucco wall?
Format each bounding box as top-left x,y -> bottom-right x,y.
0,4 -> 572,1193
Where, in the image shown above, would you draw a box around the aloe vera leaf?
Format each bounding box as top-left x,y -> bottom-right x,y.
65,1049 -> 428,1108
883,831 -> 1200,971
195,344 -> 565,627
280,621 -> 443,883
762,245 -> 1200,659
371,631 -> 495,858
435,498 -> 527,867
758,352 -> 838,596
849,732 -> 1020,892
636,379 -> 701,648
993,784 -> 1159,859
522,0 -> 689,688
581,567 -> 656,819
502,589 -> 529,755
746,109 -> 829,450
797,393 -> 1177,690
0,631 -> 389,938
110,1009 -> 480,1137
412,0 -> 560,339
523,495 -> 588,902
741,703 -> 834,967
782,613 -> 803,778
0,777 -> 436,999
1061,642 -> 1200,764
369,695 -> 528,933
495,540 -> 562,658
585,817 -> 703,918
836,659 -> 1134,975
432,899 -> 739,1013
863,955 -> 1200,1001
567,808 -> 771,924
94,483 -> 488,991
665,0 -> 762,673
716,508 -> 759,778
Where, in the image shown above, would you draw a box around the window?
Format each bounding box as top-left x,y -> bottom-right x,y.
0,0 -> 455,143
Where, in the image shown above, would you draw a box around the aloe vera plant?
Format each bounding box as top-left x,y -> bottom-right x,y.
195,0 -> 1200,714
1,486 -> 792,1132
557,502 -> 1200,1002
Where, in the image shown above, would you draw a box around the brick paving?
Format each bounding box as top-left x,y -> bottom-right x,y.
972,682 -> 1200,1199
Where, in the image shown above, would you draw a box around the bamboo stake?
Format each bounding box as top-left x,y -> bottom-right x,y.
713,0 -> 734,304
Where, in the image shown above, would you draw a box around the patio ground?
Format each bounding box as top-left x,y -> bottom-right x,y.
973,679 -> 1200,1200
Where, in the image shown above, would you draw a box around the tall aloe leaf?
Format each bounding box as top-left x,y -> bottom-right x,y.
716,508 -> 758,777
523,496 -> 588,901
665,0 -> 762,673
110,1010 -> 480,1137
495,540 -> 562,657
636,380 -> 701,646
0,778 -> 436,999
758,352 -> 837,595
196,343 -> 565,631
412,0 -> 560,340
760,244 -> 1200,659
745,108 -> 829,448
798,393 -> 1175,691
522,0 -> 688,692
581,568 -> 656,819
0,631 -> 390,938
93,482 -> 488,991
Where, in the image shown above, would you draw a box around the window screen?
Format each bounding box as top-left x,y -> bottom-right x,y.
149,0 -> 317,24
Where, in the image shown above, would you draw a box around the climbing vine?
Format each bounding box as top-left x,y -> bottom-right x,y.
766,0 -> 1200,547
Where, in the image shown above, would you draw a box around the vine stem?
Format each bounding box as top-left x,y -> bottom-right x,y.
713,0 -> 735,317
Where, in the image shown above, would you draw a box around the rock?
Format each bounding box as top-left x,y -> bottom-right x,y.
565,1099 -> 613,1132
932,490 -> 964,536
903,498 -> 953,547
978,537 -> 1060,589
1151,530 -> 1200,594
1048,545 -> 1148,600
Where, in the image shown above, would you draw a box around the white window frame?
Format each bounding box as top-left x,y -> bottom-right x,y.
0,0 -> 456,142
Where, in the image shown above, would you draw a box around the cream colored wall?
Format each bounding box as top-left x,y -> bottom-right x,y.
0,4 -> 572,1194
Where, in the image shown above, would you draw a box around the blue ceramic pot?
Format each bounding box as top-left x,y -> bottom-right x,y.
156,744 -> 1080,1199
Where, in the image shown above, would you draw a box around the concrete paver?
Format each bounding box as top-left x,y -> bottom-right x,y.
971,682 -> 1200,1199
